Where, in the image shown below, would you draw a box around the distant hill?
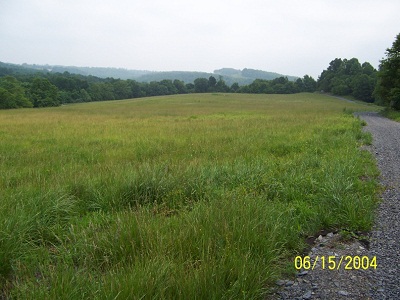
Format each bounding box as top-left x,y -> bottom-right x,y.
136,68 -> 298,86
214,68 -> 298,84
0,62 -> 298,86
135,71 -> 213,84
0,62 -> 152,79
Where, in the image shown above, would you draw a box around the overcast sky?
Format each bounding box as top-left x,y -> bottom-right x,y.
1,0 -> 399,78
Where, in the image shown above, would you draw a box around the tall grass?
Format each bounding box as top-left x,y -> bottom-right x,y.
381,107 -> 400,122
0,93 -> 379,298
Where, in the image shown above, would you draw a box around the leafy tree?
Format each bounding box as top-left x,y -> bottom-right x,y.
351,74 -> 376,102
146,81 -> 168,96
244,79 -> 272,94
59,91 -> 74,104
194,78 -> 209,93
0,88 -> 15,108
318,58 -> 344,92
318,57 -> 376,102
331,77 -> 351,95
208,76 -> 217,91
362,62 -> 376,76
0,76 -> 33,108
344,58 -> 362,75
215,76 -> 229,92
112,80 -> 132,99
28,78 -> 60,107
185,83 -> 195,93
374,33 -> 400,109
160,80 -> 178,95
128,80 -> 145,98
88,82 -> 115,101
294,78 -> 305,92
78,89 -> 92,102
173,79 -> 187,94
230,82 -> 240,92
302,75 -> 317,92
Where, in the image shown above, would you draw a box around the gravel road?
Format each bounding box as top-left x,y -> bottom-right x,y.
358,112 -> 400,299
270,112 -> 400,299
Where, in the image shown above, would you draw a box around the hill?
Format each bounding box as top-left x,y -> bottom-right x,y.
0,61 -> 297,85
214,68 -> 298,84
0,62 -> 151,79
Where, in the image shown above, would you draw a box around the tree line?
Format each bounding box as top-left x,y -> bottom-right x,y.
1,33 -> 399,110
0,71 -> 317,109
317,58 -> 377,102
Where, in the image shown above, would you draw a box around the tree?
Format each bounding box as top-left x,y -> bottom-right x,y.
0,76 -> 33,109
374,33 -> 400,109
318,58 -> 344,92
230,82 -> 240,92
362,62 -> 376,76
215,76 -> 229,92
112,80 -> 132,99
302,75 -> 317,92
194,78 -> 209,93
147,81 -> 168,96
185,83 -> 195,93
331,77 -> 351,96
294,78 -> 305,92
78,89 -> 92,102
343,58 -> 362,75
208,76 -> 217,91
29,78 -> 60,107
351,74 -> 376,102
318,57 -> 376,101
160,80 -> 178,95
173,79 -> 187,94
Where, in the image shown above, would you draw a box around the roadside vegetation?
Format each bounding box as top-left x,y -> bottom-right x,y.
0,93 -> 379,298
381,108 -> 400,122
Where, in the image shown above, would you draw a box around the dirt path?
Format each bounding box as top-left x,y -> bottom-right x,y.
271,112 -> 400,299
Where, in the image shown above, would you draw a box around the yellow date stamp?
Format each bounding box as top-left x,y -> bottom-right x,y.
294,255 -> 377,271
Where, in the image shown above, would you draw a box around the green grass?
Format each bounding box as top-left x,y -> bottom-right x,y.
381,107 -> 400,122
0,93 -> 379,299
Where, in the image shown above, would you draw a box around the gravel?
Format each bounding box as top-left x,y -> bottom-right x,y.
269,112 -> 400,300
359,112 -> 400,299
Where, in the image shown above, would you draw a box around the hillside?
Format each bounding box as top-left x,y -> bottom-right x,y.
0,61 -> 297,86
0,62 -> 151,79
214,68 -> 298,84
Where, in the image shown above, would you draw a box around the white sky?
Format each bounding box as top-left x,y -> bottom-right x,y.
1,0 -> 399,78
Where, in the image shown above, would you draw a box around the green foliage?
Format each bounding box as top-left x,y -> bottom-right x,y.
194,77 -> 209,93
208,76 -> 217,89
352,74 -> 376,103
0,76 -> 33,108
239,75 -> 316,94
374,33 -> 400,109
29,77 -> 60,107
317,58 -> 377,102
173,79 -> 187,94
381,107 -> 400,122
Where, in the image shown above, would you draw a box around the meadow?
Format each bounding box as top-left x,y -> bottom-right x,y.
0,93 -> 379,299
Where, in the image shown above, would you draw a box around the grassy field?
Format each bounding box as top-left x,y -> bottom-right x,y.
0,93 -> 379,299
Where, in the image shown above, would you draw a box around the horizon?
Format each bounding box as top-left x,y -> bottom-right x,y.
1,1 -> 400,79
1,60 -> 301,79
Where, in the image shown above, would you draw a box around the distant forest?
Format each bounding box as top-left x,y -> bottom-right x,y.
0,62 -> 315,109
1,33 -> 399,110
0,63 -> 298,85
